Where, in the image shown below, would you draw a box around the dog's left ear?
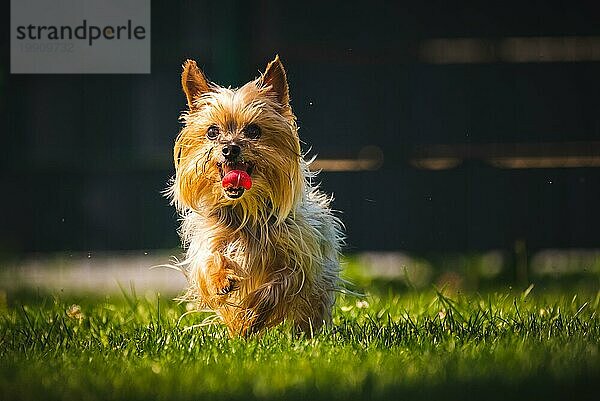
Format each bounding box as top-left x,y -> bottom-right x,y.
261,55 -> 289,106
182,59 -> 212,109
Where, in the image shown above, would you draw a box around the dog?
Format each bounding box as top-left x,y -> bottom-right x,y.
169,55 -> 343,336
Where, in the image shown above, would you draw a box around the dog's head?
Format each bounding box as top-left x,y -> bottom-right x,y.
170,56 -> 303,224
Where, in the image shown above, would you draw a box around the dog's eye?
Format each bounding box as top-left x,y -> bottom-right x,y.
206,126 -> 219,140
244,124 -> 261,139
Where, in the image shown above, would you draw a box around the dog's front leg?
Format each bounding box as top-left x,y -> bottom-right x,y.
197,251 -> 242,307
237,270 -> 292,336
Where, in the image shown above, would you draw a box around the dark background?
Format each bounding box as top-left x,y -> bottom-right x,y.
2,0 -> 600,255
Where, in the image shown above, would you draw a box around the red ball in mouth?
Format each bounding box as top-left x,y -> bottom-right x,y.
222,170 -> 252,191
219,162 -> 253,199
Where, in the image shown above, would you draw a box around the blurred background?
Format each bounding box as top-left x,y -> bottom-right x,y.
1,0 -> 599,293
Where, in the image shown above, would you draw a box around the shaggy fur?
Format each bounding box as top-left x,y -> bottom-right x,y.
169,55 -> 343,336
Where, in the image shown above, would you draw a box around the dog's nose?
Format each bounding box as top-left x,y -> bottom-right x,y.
222,144 -> 241,160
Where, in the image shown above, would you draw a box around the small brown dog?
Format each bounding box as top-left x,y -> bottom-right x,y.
169,55 -> 343,336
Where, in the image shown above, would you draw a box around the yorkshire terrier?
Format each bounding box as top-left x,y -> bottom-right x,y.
169,55 -> 343,336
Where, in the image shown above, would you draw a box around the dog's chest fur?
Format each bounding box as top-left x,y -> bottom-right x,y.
181,190 -> 340,300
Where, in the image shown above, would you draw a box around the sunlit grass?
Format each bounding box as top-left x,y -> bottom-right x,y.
0,285 -> 598,401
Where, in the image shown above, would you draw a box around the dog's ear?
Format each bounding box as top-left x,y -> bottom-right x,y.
261,55 -> 289,106
181,59 -> 212,109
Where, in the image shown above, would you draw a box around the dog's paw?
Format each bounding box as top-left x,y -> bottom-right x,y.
213,271 -> 241,295
207,252 -> 242,297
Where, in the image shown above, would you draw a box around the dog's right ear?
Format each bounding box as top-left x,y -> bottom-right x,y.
181,59 -> 212,109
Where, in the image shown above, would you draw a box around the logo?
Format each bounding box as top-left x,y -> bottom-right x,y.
11,0 -> 151,74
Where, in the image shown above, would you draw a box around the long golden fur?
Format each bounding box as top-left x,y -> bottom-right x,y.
169,55 -> 343,336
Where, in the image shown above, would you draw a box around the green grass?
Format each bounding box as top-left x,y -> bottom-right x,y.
0,285 -> 599,401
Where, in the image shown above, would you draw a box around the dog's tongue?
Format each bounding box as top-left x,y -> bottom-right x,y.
222,170 -> 252,190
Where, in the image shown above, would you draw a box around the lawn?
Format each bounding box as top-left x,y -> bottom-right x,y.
0,282 -> 598,401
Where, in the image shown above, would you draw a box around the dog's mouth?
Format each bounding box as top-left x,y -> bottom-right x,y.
218,162 -> 254,199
